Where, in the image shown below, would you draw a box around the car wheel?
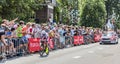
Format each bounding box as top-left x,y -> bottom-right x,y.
100,42 -> 104,45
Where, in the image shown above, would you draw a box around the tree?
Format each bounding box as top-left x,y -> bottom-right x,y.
105,0 -> 120,20
55,0 -> 69,24
55,0 -> 79,24
0,0 -> 43,21
104,0 -> 120,29
81,0 -> 106,28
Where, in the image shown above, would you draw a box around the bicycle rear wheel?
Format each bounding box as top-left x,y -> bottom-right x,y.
39,46 -> 49,57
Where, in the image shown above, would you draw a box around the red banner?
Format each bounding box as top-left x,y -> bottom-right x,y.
28,38 -> 41,53
79,36 -> 84,44
94,34 -> 101,42
48,37 -> 54,49
74,36 -> 84,45
74,36 -> 80,45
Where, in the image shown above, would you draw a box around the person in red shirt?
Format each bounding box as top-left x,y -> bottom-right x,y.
21,22 -> 31,54
29,23 -> 37,38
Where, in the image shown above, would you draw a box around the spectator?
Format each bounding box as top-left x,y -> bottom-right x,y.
0,24 -> 7,60
58,26 -> 65,48
21,22 -> 31,54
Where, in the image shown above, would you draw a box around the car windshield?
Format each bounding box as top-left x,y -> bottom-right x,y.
103,32 -> 113,36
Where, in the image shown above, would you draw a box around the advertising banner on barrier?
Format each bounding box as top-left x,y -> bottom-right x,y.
28,38 -> 40,53
74,36 -> 80,45
48,37 -> 54,49
94,34 -> 101,42
79,36 -> 84,44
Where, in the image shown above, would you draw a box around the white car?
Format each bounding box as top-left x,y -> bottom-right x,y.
100,31 -> 118,44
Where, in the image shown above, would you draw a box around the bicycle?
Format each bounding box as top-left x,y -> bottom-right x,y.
39,38 -> 49,57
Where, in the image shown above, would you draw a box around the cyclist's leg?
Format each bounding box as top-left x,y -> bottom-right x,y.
41,41 -> 45,50
45,41 -> 49,54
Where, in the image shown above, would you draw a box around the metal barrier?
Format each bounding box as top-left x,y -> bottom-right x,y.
12,38 -> 28,56
65,36 -> 73,47
0,34 -> 101,61
0,37 -> 30,61
53,37 -> 60,50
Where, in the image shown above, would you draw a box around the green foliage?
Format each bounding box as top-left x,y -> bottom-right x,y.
0,0 -> 43,21
102,0 -> 120,30
115,22 -> 120,29
0,0 -> 119,27
81,0 -> 106,28
55,0 -> 79,24
54,4 -> 70,23
104,0 -> 120,19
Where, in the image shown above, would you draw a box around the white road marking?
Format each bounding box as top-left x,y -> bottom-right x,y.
88,51 -> 94,53
73,56 -> 82,59
83,46 -> 90,48
105,46 -> 111,48
98,47 -> 103,50
83,47 -> 87,48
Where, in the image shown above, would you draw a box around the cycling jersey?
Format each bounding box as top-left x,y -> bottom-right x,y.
41,30 -> 48,39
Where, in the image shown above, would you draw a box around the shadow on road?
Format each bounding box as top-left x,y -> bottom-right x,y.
100,43 -> 118,45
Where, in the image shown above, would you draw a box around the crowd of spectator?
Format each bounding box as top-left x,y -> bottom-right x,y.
0,18 -> 102,61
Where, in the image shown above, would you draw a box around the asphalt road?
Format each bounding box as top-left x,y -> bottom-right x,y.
4,39 -> 120,64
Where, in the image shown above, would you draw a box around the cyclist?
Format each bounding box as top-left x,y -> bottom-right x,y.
41,26 -> 49,46
39,26 -> 49,56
